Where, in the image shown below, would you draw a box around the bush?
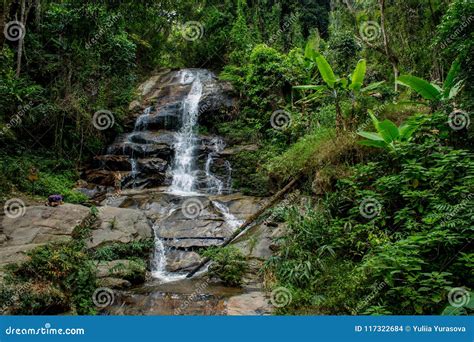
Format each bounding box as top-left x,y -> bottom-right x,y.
1,241 -> 97,315
203,246 -> 247,286
92,240 -> 154,261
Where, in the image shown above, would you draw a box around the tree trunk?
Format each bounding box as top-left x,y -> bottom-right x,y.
379,0 -> 399,91
15,0 -> 26,77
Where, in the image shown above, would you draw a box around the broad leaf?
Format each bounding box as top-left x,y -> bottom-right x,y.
368,110 -> 380,130
399,123 -> 419,140
361,81 -> 385,92
443,58 -> 461,95
357,131 -> 384,141
349,59 -> 366,91
314,53 -> 337,88
397,75 -> 441,101
304,40 -> 318,62
378,119 -> 400,143
293,85 -> 326,91
448,80 -> 464,99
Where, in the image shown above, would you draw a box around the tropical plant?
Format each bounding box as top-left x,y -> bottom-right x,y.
294,42 -> 384,130
357,111 -> 419,151
396,59 -> 463,109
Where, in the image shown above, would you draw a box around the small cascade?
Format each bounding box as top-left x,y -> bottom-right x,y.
130,158 -> 138,188
212,200 -> 244,229
151,224 -> 187,282
135,106 -> 152,131
205,138 -> 226,194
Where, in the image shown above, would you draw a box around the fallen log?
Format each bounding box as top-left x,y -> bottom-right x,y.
186,177 -> 300,278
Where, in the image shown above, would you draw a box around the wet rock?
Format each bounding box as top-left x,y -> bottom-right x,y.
93,155 -> 131,171
137,157 -> 168,174
165,250 -> 203,272
225,292 -> 272,315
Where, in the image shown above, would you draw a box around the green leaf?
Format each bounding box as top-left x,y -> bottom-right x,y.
448,80 -> 464,99
304,40 -> 318,62
443,58 -> 461,95
399,123 -> 419,140
314,53 -> 337,88
357,131 -> 384,141
293,85 -> 326,91
441,305 -> 465,315
361,81 -> 385,92
397,75 -> 441,101
368,110 -> 380,130
378,120 -> 400,143
349,59 -> 366,91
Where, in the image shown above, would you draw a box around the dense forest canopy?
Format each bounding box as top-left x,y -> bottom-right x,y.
0,0 -> 473,315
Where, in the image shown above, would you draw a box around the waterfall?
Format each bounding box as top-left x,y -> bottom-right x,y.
205,137 -> 225,194
169,71 -> 203,194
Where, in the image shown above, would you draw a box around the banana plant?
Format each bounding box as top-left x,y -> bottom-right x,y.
357,110 -> 419,151
396,59 -> 463,109
294,43 -> 384,131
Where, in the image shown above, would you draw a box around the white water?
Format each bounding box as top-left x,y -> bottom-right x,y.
169,71 -> 203,194
212,200 -> 243,229
135,106 -> 152,130
205,137 -> 226,194
151,224 -> 187,282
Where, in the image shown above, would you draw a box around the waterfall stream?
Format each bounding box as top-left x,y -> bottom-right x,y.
148,69 -> 240,283
169,71 -> 203,194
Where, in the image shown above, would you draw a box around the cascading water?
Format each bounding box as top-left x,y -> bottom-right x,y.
205,138 -> 225,194
169,71 -> 204,194
150,69 -> 240,282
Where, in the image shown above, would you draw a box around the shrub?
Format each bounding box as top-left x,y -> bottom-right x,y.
203,246 -> 247,286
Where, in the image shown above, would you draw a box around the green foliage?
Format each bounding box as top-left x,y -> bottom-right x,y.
397,59 -> 464,107
92,240 -> 154,261
294,43 -> 384,130
1,241 -> 97,315
357,111 -> 419,151
0,153 -> 87,203
268,111 -> 473,315
203,246 -> 247,286
265,128 -> 335,181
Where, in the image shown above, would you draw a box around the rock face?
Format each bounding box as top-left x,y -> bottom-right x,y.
0,204 -> 154,266
83,69 -> 236,190
87,206 -> 153,249
0,204 -> 90,265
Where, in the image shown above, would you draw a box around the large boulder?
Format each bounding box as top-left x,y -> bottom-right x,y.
87,206 -> 153,249
0,204 -> 90,266
0,204 -> 153,267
